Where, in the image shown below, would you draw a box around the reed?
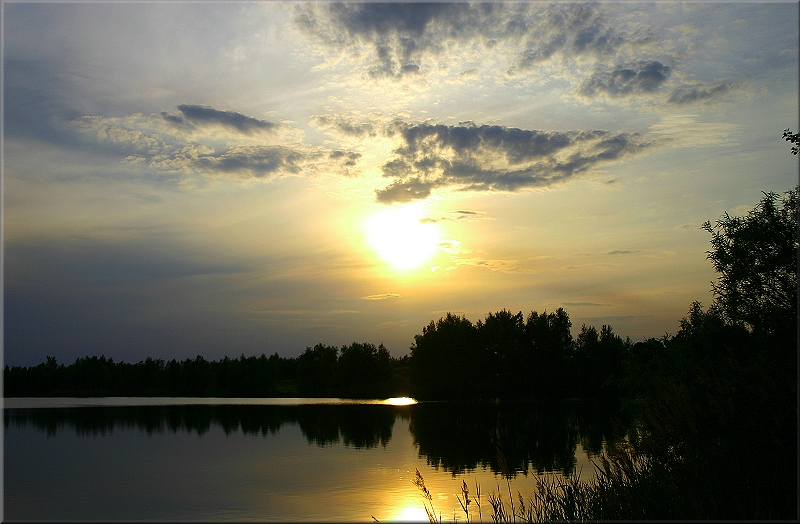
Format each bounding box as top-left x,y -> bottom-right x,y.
411,429 -> 792,523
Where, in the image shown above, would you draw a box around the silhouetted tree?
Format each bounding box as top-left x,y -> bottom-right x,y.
701,186 -> 798,340
296,343 -> 338,396
783,128 -> 799,155
476,310 -> 527,397
524,308 -> 574,397
574,324 -> 627,397
335,342 -> 392,398
410,313 -> 480,399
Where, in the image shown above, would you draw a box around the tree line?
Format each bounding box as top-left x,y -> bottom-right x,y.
3,345 -> 416,399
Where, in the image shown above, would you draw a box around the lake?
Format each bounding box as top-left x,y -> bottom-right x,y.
4,397 -> 627,521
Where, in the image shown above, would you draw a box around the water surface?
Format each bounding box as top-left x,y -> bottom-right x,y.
5,397 -> 625,521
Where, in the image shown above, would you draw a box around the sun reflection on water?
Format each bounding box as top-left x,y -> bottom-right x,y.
382,397 -> 418,405
391,504 -> 430,522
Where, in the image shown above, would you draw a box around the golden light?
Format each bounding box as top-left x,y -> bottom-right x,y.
391,504 -> 430,522
365,204 -> 440,271
383,397 -> 418,405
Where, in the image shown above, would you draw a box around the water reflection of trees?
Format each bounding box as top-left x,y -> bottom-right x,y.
408,400 -> 628,477
5,400 -> 627,471
3,404 -> 398,450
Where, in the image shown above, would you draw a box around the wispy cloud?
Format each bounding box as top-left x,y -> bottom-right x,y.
667,83 -> 737,105
362,293 -> 401,300
647,114 -> 739,146
563,302 -> 613,307
71,105 -> 361,182
420,209 -> 492,223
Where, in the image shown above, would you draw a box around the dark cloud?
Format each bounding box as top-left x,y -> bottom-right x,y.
514,5 -> 632,71
375,179 -> 435,204
328,150 -> 361,166
162,104 -> 276,133
193,147 -> 311,177
606,250 -> 636,255
295,3 -> 514,79
580,61 -> 671,97
376,122 -> 653,203
296,3 -> 650,80
667,83 -> 735,105
321,2 -> 471,38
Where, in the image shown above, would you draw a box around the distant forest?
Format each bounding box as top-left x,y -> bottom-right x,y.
3,309 -> 635,400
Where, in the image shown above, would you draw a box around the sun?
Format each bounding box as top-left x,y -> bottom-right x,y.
365,204 -> 440,271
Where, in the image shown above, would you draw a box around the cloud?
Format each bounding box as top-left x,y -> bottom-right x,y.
606,250 -> 637,255
192,146 -> 312,177
667,83 -> 736,104
294,2 -> 479,79
362,293 -> 401,300
375,179 -> 435,204
70,105 -> 361,182
375,121 -> 655,203
294,3 -> 741,112
563,302 -> 613,307
512,4 -> 643,72
647,114 -> 739,146
580,61 -> 671,98
420,209 -> 491,223
294,3 -> 653,81
584,315 -> 652,323
311,114 -> 377,138
162,104 -> 277,134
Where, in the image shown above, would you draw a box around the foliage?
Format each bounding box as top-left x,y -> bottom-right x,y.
522,308 -> 574,397
5,352 -> 298,398
296,343 -> 338,396
574,324 -> 628,397
701,186 -> 798,338
784,128 -> 799,155
335,342 -> 392,398
410,312 -> 481,399
409,308 -> 585,400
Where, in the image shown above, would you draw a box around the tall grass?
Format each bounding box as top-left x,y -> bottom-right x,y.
407,427 -> 795,522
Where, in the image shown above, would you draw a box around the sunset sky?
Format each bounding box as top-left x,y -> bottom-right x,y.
4,2 -> 798,366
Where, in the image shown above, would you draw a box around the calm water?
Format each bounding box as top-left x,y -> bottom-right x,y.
4,397 -> 627,521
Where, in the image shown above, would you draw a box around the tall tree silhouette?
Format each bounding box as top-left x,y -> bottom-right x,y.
701,186 -> 798,339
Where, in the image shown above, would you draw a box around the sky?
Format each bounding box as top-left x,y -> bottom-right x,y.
3,1 -> 798,367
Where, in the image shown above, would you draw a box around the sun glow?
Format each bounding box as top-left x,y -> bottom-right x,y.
392,504 -> 430,522
365,205 -> 440,271
382,397 -> 418,405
